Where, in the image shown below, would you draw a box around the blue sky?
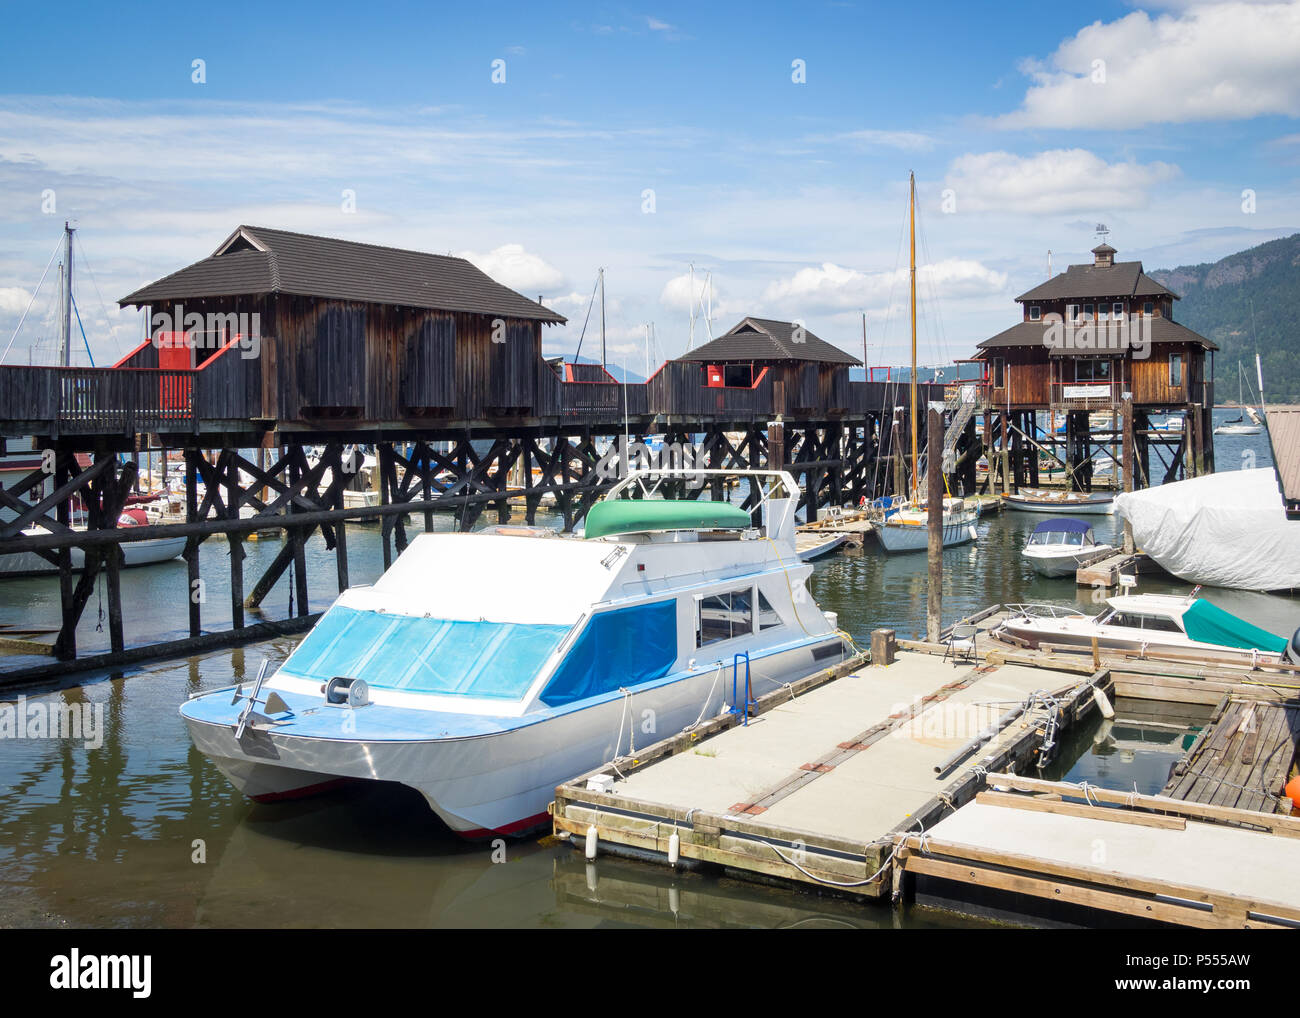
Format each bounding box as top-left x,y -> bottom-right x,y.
1,0 -> 1297,370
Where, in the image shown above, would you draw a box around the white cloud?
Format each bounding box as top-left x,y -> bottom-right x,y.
828,129 -> 936,152
998,2 -> 1300,129
458,244 -> 566,292
659,271 -> 722,313
943,149 -> 1179,214
759,259 -> 1008,314
0,286 -> 32,315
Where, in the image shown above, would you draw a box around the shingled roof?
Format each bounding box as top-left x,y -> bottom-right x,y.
976,316 -> 1218,354
118,225 -> 566,323
1016,260 -> 1176,303
675,317 -> 860,365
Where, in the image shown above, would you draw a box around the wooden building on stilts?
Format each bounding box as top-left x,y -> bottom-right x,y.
973,242 -> 1217,493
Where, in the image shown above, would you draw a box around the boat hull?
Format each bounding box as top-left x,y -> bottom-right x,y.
0,536 -> 186,577
1004,493 -> 1114,515
1021,544 -> 1114,578
184,637 -> 845,837
875,516 -> 977,553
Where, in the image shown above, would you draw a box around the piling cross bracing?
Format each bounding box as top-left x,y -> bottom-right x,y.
0,409 -> 918,680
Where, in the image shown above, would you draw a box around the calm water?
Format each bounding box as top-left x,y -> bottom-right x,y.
0,418 -> 1294,928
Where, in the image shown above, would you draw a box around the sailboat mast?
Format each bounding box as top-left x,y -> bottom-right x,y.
60,221 -> 74,368
909,172 -> 918,503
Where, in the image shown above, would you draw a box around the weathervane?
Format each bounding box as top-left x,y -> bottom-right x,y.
1095,223 -> 1110,242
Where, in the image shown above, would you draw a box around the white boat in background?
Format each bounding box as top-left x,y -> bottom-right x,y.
0,514 -> 186,577
994,592 -> 1298,665
871,495 -> 979,553
1114,468 -> 1300,592
795,530 -> 848,561
1021,518 -> 1113,578
180,469 -> 849,838
1215,363 -> 1264,436
1004,487 -> 1115,515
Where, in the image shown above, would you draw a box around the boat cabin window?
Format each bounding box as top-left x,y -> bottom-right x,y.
698,588 -> 754,646
757,590 -> 782,631
1100,611 -> 1183,633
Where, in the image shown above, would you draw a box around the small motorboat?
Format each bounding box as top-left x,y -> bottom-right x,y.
1020,518 -> 1113,578
994,591 -> 1300,665
1003,487 -> 1114,515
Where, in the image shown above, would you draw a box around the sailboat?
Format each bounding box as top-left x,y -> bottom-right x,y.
0,222 -> 184,578
872,173 -> 980,554
1214,362 -> 1263,435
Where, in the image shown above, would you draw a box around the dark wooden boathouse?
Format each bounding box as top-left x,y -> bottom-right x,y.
973,242 -> 1217,492
0,226 -> 939,674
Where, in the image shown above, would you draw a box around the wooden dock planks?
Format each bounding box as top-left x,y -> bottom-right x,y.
1162,698 -> 1299,813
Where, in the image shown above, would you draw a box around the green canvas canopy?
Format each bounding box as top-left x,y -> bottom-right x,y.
583,499 -> 753,540
1182,599 -> 1288,653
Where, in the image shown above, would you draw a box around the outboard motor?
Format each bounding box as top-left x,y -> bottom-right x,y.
1286,627 -> 1300,666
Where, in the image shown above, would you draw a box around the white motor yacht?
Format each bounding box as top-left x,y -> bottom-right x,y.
180,469 -> 849,838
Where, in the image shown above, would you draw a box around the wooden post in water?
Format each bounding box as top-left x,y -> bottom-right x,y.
926,407 -> 943,644
1121,393 -> 1135,553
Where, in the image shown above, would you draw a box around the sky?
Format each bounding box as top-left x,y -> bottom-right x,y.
0,0 -> 1297,372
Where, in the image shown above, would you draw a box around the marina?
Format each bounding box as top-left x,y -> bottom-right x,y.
0,15 -> 1297,943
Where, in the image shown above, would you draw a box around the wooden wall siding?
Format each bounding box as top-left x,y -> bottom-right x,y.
453,314 -> 540,417
1130,345 -> 1189,406
309,306 -> 366,412
0,366 -> 56,423
401,313 -> 456,412
794,364 -> 819,410
195,342 -> 263,420
113,339 -> 160,370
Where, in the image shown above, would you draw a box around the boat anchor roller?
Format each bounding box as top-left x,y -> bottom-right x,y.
231,660 -> 292,738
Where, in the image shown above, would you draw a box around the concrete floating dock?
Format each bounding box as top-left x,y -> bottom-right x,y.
554,617 -> 1300,927
552,648 -> 1108,899
898,773 -> 1300,929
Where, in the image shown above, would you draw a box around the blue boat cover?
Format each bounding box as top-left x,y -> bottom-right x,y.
540,600 -> 678,707
279,605 -> 570,699
1182,599 -> 1288,653
1032,518 -> 1092,535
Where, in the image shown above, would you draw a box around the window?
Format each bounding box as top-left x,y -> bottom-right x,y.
1067,304 -> 1079,321
992,357 -> 1005,389
1169,353 -> 1183,387
723,364 -> 753,387
1083,303 -> 1094,319
1113,302 -> 1124,318
1143,301 -> 1154,316
1075,358 -> 1112,382
1029,305 -> 1041,321
757,590 -> 783,631
697,587 -> 754,646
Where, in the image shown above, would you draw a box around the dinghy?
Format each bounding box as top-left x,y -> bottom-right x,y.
1003,487 -> 1114,515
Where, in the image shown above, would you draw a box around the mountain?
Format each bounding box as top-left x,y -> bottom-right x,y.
1150,233 -> 1300,404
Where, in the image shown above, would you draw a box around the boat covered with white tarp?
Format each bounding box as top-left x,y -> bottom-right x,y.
1113,468 -> 1300,591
